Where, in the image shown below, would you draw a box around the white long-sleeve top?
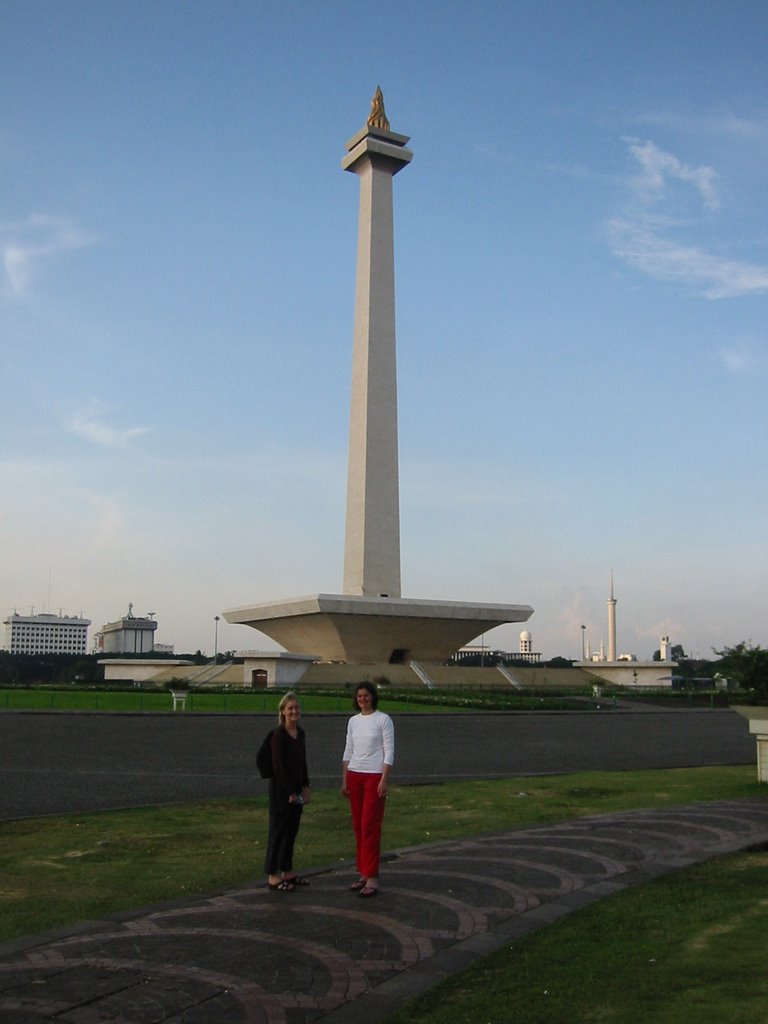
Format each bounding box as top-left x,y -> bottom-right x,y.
343,710 -> 395,774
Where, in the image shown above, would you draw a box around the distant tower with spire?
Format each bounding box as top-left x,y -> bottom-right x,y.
607,570 -> 617,663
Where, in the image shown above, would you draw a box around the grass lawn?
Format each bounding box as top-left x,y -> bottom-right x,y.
0,687 -> 593,713
2,766 -> 766,1022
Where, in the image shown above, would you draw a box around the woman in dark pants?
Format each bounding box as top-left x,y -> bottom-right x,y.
265,692 -> 311,892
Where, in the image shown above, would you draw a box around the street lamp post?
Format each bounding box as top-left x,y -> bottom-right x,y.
214,615 -> 220,663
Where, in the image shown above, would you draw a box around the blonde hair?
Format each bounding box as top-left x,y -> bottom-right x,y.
277,691 -> 300,727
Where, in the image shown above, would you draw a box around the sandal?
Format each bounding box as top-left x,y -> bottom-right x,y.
268,879 -> 295,892
348,878 -> 367,892
358,885 -> 378,898
284,875 -> 310,886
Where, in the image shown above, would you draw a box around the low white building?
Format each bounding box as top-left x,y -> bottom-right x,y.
99,651 -> 316,688
577,660 -> 676,688
100,659 -> 194,684
4,611 -> 91,655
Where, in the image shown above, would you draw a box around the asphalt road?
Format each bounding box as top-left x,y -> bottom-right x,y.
0,708 -> 755,820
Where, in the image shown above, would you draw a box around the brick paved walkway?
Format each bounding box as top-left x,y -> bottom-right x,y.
2,798 -> 767,1023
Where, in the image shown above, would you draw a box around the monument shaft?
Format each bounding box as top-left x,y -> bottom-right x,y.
342,102 -> 412,599
344,160 -> 401,597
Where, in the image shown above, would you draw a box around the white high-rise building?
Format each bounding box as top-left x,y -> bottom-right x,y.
4,612 -> 91,655
95,606 -> 158,654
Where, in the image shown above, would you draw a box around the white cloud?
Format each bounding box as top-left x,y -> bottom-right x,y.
69,402 -> 151,449
625,138 -> 719,209
0,213 -> 98,295
638,111 -> 768,143
634,618 -> 683,643
558,587 -> 597,648
85,493 -> 126,546
608,137 -> 768,297
608,218 -> 768,298
719,345 -> 765,374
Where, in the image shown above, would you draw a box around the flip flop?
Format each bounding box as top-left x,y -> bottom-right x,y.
358,885 -> 378,898
268,879 -> 295,892
349,878 -> 367,891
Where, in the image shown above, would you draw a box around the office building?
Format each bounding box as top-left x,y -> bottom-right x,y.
4,611 -> 91,655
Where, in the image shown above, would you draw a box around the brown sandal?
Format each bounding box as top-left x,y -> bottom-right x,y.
358,885 -> 378,898
349,878 -> 366,891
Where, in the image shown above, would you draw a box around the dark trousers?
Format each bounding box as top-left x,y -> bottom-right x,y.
264,784 -> 303,875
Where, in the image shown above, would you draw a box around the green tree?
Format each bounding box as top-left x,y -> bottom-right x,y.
0,653 -> 105,685
715,641 -> 768,700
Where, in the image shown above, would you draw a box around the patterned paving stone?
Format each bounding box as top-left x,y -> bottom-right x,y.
1,799 -> 766,1024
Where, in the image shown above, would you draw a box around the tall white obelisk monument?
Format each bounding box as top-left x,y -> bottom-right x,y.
223,91 -> 532,665
342,87 -> 412,599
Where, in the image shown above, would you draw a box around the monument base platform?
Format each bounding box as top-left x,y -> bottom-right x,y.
223,593 -> 533,664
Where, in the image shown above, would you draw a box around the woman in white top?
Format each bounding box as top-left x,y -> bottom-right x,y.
342,681 -> 395,897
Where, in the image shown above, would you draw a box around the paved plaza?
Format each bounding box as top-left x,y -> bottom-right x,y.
2,798 -> 768,1023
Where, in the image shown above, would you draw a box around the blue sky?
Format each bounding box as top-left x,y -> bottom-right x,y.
2,0 -> 766,661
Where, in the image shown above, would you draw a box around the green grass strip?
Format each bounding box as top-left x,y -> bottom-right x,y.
0,687 -> 596,712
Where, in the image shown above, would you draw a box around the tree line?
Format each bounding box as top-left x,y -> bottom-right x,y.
0,651 -> 208,686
